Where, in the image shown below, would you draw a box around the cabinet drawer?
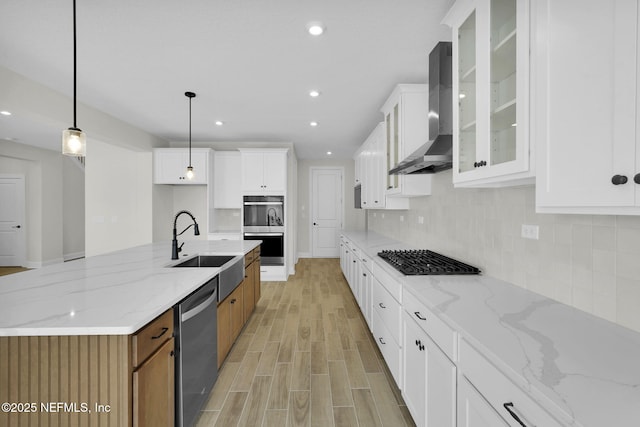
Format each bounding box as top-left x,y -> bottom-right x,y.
372,309 -> 402,387
403,293 -> 457,361
459,339 -> 566,427
132,309 -> 174,367
372,261 -> 402,302
372,278 -> 402,344
245,250 -> 254,265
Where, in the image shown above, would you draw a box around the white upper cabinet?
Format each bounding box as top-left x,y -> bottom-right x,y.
153,148 -> 211,184
381,84 -> 432,198
444,0 -> 532,187
213,151 -> 241,208
239,148 -> 288,194
534,0 -> 640,214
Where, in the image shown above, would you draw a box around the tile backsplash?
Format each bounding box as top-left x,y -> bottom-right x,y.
367,170 -> 640,333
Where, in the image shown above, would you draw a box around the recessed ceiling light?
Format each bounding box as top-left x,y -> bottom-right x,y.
215,121 -> 224,126
511,123 -> 517,127
459,93 -> 466,99
327,151 -> 332,156
0,111 -> 11,116
309,90 -> 320,98
310,121 -> 318,127
307,22 -> 325,36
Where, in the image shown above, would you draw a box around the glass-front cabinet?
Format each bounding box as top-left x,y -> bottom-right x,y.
445,0 -> 532,187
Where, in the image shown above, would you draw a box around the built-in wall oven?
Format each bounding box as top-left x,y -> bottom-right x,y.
243,196 -> 285,266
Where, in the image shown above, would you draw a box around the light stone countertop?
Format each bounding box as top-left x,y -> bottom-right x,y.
0,240 -> 259,336
342,230 -> 640,427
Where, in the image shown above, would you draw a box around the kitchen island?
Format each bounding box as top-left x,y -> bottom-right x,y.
341,230 -> 640,427
0,239 -> 260,427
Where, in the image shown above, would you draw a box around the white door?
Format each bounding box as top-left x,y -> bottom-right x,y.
0,175 -> 26,266
311,168 -> 342,257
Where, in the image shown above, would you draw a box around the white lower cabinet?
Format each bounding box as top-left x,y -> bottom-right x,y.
402,310 -> 456,427
458,339 -> 564,427
360,257 -> 373,331
372,309 -> 402,385
458,376 -> 510,427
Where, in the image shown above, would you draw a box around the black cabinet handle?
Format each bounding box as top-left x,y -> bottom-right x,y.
503,403 -> 527,427
151,327 -> 169,340
230,298 -> 237,304
611,175 -> 628,185
378,337 -> 386,345
419,343 -> 425,351
415,339 -> 420,346
414,312 -> 427,321
634,173 -> 640,184
379,302 -> 386,309
170,350 -> 175,356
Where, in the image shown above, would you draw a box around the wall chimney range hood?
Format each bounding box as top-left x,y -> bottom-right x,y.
390,41 -> 453,175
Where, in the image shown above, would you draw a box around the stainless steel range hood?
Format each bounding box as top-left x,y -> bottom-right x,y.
390,41 -> 453,175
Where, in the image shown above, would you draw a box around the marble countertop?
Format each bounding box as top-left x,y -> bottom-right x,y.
0,240 -> 259,336
342,230 -> 640,427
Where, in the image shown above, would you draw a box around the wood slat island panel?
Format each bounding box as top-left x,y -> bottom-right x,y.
0,335 -> 132,427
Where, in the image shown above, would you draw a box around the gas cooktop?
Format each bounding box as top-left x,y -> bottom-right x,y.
377,249 -> 481,276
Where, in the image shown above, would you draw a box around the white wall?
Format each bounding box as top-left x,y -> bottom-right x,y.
62,156 -> 85,260
85,141 -> 153,256
368,169 -> 640,334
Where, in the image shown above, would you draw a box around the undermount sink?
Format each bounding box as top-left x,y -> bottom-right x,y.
172,255 -> 236,268
171,254 -> 245,302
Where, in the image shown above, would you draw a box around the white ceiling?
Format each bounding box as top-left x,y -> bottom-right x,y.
0,0 -> 454,159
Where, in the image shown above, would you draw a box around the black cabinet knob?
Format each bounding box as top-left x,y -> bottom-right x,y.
612,175 -> 628,185
635,174 -> 640,184
473,162 -> 478,168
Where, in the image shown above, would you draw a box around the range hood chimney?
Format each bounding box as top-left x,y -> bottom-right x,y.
389,41 -> 453,174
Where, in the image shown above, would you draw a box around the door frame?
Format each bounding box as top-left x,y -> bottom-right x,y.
0,174 -> 27,267
309,167 -> 344,258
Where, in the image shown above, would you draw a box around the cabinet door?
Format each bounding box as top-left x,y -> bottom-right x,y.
243,264 -> 255,322
217,299 -> 231,368
403,312 -> 427,427
241,152 -> 265,192
133,338 -> 175,427
229,284 -> 244,341
262,151 -> 287,192
458,376 -> 509,427
425,332 -> 456,427
188,150 -> 209,184
450,0 -> 531,186
535,0 -> 639,209
154,151 -> 187,184
252,258 -> 261,304
213,151 -> 241,208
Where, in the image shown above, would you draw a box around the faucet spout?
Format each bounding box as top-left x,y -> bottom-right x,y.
172,210 -> 200,260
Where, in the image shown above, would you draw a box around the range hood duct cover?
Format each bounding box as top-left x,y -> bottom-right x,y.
390,41 -> 453,175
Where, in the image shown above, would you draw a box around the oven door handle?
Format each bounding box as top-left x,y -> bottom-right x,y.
182,289 -> 217,322
244,232 -> 284,237
243,202 -> 284,206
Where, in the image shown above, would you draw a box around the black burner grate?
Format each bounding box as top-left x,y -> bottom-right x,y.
377,250 -> 481,275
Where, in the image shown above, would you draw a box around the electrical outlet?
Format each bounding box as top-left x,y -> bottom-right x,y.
418,216 -> 424,224
400,215 -> 404,222
521,224 -> 539,240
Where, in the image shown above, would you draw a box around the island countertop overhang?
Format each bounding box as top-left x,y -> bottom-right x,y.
0,239 -> 260,337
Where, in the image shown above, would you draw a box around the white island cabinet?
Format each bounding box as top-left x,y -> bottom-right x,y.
534,0 -> 640,214
444,0 -> 532,187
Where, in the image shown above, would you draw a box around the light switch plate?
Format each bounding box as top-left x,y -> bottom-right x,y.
521,224 -> 539,240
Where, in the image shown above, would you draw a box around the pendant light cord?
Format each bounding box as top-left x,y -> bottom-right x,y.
188,96 -> 192,167
72,0 -> 77,129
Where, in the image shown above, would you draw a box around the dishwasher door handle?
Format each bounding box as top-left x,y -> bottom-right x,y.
182,290 -> 217,322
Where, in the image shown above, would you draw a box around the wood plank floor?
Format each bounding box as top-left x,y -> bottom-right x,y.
196,258 -> 416,427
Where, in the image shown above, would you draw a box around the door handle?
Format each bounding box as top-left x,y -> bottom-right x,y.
313,222 -> 317,225
11,225 -> 21,229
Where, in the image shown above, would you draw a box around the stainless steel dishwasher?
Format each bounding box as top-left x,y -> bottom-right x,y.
175,276 -> 218,427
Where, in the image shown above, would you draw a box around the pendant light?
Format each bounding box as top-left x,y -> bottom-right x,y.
62,0 -> 86,157
185,91 -> 196,180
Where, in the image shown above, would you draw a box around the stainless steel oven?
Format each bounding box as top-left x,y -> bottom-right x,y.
243,227 -> 284,266
243,195 -> 284,227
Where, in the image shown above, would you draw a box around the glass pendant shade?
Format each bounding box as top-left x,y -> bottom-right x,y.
62,127 -> 86,156
185,166 -> 194,180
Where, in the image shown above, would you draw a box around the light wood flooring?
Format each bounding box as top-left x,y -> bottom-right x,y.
196,258 -> 415,427
0,267 -> 29,276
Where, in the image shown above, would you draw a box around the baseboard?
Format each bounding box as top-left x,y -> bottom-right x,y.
42,258 -> 64,267
25,261 -> 42,269
64,251 -> 85,262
